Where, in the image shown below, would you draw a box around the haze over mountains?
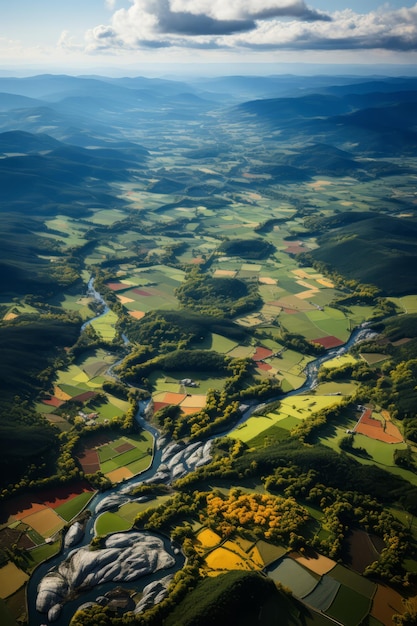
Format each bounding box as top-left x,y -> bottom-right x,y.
1,68 -> 417,626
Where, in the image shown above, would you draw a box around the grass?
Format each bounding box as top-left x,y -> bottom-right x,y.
152,370 -> 227,395
125,457 -> 152,474
209,333 -> 238,354
325,585 -> 371,626
90,431 -> 154,476
0,598 -> 18,626
25,528 -> 45,546
29,540 -> 61,566
100,459 -> 118,473
95,512 -> 132,536
55,491 -> 94,522
246,424 -> 290,448
234,395 -> 346,444
118,495 -> 172,522
89,310 -> 118,341
329,564 -> 375,598
114,447 -> 147,466
320,354 -> 357,370
267,558 -> 319,598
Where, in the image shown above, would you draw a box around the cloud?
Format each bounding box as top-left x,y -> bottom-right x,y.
85,1 -> 417,54
169,0 -> 330,22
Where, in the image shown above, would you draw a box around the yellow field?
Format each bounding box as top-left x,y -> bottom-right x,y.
317,278 -> 335,288
117,295 -> 134,304
259,277 -> 277,285
196,528 -> 221,548
213,269 -> 237,277
321,354 -> 357,370
129,310 -> 146,319
0,562 -> 29,599
248,545 -> 265,568
205,546 -> 252,571
180,394 -> 207,408
24,508 -> 64,538
105,467 -> 134,482
54,385 -> 72,401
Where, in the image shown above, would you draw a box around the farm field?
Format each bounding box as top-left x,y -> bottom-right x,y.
2,72 -> 417,626
37,348 -> 130,429
195,527 -> 286,576
107,264 -> 185,315
91,494 -> 174,536
228,394 -> 346,445
0,482 -> 95,600
76,430 -> 154,482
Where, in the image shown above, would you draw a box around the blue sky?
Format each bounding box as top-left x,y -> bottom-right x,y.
1,1 -> 417,75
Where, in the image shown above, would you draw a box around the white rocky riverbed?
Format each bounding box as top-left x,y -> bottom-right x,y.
35,437 -> 212,622
36,532 -> 175,622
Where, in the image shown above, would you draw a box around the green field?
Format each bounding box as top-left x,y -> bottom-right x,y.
29,541 -> 61,566
95,512 -> 132,536
229,394 -> 346,444
89,310 -> 118,340
326,585 -> 371,626
151,371 -> 228,395
98,431 -> 153,475
55,491 -> 94,522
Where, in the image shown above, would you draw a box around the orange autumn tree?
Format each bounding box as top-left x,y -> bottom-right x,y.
206,489 -> 309,542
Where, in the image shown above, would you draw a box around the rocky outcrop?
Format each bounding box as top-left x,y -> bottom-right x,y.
134,574 -> 174,613
148,440 -> 212,483
36,532 -> 175,621
95,494 -> 130,514
64,521 -> 84,548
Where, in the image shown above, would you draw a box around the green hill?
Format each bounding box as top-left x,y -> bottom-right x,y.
310,215 -> 417,296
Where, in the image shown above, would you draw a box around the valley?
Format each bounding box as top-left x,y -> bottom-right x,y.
0,72 -> 417,626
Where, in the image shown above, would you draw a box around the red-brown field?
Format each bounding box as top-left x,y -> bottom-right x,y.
346,529 -> 382,574
0,527 -> 35,550
290,550 -> 336,576
115,442 -> 135,453
72,390 -> 98,403
371,584 -> 404,625
0,482 -> 94,523
77,448 -> 100,473
132,288 -> 152,296
253,347 -> 274,361
355,409 -> 403,443
153,401 -> 169,412
284,242 -> 307,255
257,362 -> 273,371
107,282 -> 131,291
313,336 -> 345,348
42,396 -> 64,408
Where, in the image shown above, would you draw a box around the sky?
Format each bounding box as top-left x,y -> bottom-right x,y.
1,0 -> 417,75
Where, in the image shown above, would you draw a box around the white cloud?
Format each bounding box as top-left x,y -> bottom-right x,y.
84,1 -> 417,54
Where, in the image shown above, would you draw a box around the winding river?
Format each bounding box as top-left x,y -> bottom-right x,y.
26,281 -> 376,626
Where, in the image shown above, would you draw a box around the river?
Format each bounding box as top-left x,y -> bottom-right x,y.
26,281 -> 376,626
